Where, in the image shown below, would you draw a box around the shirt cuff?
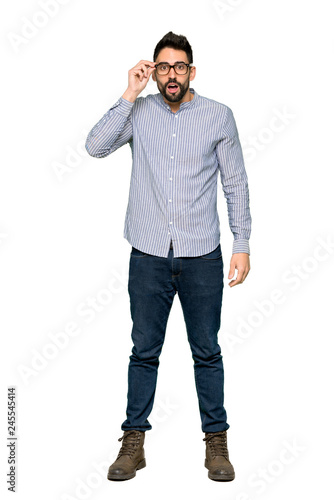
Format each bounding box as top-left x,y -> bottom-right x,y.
232,239 -> 250,255
109,96 -> 134,116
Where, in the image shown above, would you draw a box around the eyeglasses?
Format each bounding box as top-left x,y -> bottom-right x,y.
155,62 -> 191,76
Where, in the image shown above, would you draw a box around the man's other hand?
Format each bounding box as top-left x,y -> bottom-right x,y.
228,253 -> 250,287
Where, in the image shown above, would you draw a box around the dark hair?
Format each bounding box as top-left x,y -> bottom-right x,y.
153,31 -> 193,64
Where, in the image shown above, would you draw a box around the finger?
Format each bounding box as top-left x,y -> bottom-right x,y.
137,60 -> 156,67
228,263 -> 235,279
132,70 -> 143,82
145,67 -> 156,79
134,64 -> 150,79
134,62 -> 155,74
132,67 -> 145,77
229,269 -> 241,286
138,65 -> 156,81
229,275 -> 242,287
229,269 -> 247,287
132,66 -> 148,81
141,63 -> 156,77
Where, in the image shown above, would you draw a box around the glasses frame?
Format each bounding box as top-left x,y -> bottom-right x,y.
154,62 -> 192,76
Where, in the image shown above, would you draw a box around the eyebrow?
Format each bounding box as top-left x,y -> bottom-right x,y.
156,61 -> 187,64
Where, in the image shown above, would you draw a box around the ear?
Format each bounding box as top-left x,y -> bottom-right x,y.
152,70 -> 157,82
189,66 -> 196,82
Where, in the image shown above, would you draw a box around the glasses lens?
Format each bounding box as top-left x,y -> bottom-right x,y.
175,64 -> 187,74
157,64 -> 169,75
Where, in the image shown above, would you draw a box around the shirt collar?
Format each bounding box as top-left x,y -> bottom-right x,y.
155,88 -> 198,112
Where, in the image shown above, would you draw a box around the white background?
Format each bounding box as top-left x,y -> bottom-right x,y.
1,0 -> 333,499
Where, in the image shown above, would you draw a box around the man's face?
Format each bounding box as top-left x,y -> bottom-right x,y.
152,48 -> 196,103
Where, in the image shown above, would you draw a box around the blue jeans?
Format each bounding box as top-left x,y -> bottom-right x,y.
121,243 -> 229,434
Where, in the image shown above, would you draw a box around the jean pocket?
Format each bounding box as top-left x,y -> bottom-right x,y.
131,246 -> 149,258
199,244 -> 222,260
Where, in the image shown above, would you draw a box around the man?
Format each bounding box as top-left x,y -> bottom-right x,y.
85,31 -> 251,482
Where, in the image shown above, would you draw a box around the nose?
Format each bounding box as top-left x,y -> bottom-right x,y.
169,66 -> 177,78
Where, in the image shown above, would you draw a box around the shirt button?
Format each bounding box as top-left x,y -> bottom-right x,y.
169,199 -> 172,202
175,115 -> 178,118
172,134 -> 176,137
169,221 -> 173,225
171,156 -> 174,160
169,177 -> 172,181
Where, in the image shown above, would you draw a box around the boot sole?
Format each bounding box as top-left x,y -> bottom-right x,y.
205,459 -> 235,481
107,459 -> 146,481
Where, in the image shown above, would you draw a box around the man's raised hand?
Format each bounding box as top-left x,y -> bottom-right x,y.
122,60 -> 156,102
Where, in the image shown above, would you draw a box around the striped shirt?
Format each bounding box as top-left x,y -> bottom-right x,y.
85,88 -> 251,258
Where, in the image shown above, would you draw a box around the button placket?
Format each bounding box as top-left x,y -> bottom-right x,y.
167,113 -> 179,237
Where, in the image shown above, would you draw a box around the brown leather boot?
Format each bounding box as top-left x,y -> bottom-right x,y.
203,430 -> 235,481
107,430 -> 146,481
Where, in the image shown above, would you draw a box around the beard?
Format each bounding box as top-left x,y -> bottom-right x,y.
157,76 -> 190,103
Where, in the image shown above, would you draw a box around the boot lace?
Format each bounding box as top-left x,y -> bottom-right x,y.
116,430 -> 142,459
203,431 -> 228,460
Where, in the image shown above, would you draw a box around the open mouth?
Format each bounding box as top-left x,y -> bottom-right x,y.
167,83 -> 179,94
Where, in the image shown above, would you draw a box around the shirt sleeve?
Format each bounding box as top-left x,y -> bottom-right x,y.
85,97 -> 134,158
215,106 -> 252,255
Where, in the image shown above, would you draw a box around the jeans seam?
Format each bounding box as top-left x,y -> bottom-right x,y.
194,362 -> 206,417
200,256 -> 222,260
199,245 -> 222,260
172,256 -> 182,277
